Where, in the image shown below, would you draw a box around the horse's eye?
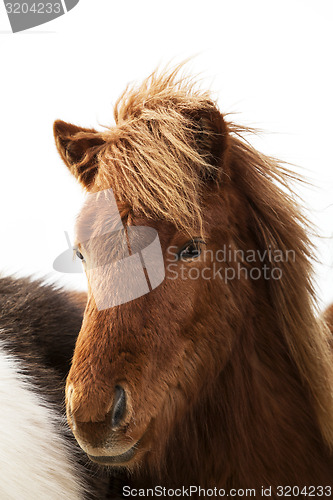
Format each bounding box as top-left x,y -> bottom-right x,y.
75,249 -> 85,261
178,239 -> 204,261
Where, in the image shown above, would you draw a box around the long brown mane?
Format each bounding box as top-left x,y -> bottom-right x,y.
54,67 -> 333,492
324,304 -> 333,341
58,68 -> 229,236
227,130 -> 333,448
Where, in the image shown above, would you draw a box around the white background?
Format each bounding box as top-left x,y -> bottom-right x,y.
0,0 -> 332,307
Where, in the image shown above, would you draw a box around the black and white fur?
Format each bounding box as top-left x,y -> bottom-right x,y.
0,276 -> 111,499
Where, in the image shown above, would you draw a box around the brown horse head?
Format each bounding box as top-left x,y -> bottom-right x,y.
54,68 -> 333,483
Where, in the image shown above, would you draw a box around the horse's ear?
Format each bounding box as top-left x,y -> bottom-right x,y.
53,120 -> 105,189
190,105 -> 229,182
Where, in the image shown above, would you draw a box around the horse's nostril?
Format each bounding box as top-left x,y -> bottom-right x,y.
111,385 -> 127,428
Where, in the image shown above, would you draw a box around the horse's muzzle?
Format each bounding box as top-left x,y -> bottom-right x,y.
66,383 -> 139,464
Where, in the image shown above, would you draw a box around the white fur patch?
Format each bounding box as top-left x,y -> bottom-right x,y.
0,345 -> 85,499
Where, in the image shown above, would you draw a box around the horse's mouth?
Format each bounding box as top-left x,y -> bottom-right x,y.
87,444 -> 136,466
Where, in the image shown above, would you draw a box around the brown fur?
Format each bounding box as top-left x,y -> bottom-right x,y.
54,67 -> 333,495
324,304 -> 333,338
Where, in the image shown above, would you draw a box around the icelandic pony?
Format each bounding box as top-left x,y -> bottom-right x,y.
0,276 -> 112,499
53,68 -> 333,496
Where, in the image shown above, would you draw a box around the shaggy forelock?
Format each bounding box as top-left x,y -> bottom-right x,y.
90,68 -> 226,237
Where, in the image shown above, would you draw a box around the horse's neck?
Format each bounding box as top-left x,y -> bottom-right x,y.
140,309 -> 332,490
214,309 -> 332,487
153,311 -> 332,490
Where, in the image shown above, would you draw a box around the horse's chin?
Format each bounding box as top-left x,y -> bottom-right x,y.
87,443 -> 137,466
81,434 -> 146,467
